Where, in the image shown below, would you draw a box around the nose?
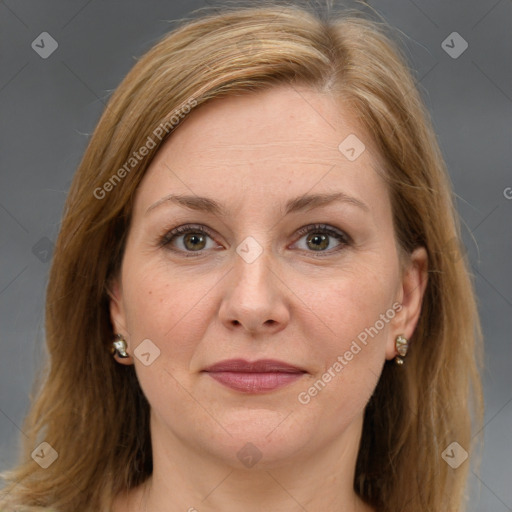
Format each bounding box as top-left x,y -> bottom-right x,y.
218,244 -> 290,335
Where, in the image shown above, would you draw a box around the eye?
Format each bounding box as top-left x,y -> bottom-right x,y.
292,223 -> 351,255
159,224 -> 219,256
159,223 -> 351,257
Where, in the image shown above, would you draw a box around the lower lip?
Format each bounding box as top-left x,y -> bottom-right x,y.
205,371 -> 305,393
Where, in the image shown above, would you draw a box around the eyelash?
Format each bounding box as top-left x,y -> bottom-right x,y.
158,223 -> 352,258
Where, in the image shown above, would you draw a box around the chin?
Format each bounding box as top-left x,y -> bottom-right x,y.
199,410 -> 312,468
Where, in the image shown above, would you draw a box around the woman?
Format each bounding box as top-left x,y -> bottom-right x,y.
0,3 -> 483,511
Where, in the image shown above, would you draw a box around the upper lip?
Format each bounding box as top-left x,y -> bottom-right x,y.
203,358 -> 306,373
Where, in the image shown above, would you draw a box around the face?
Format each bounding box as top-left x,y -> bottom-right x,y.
109,85 -> 427,469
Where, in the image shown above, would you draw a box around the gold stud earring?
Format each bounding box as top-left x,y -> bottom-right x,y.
394,335 -> 408,365
111,334 -> 129,358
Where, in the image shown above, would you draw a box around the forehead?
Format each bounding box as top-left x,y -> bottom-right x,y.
133,85 -> 388,217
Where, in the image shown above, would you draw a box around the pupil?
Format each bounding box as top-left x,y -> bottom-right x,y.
185,233 -> 205,250
309,233 -> 328,250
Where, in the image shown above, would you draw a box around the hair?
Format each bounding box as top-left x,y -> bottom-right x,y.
0,2 -> 484,511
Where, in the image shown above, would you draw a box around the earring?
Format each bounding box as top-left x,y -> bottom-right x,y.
111,334 -> 130,358
394,335 -> 409,365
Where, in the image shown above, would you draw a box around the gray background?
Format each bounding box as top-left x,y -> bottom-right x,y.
0,0 -> 511,510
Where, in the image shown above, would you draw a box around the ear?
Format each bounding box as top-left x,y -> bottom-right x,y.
385,246 -> 429,360
107,276 -> 133,366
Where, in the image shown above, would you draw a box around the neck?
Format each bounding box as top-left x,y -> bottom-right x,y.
115,411 -> 375,512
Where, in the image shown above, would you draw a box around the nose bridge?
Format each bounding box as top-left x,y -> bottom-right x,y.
234,237 -> 273,293
219,235 -> 289,333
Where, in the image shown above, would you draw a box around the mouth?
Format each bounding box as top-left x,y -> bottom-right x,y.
202,358 -> 307,393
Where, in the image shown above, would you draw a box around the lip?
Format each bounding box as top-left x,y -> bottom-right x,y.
203,358 -> 306,373
202,358 -> 307,393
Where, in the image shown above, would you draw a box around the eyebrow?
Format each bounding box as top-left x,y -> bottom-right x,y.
145,191 -> 370,217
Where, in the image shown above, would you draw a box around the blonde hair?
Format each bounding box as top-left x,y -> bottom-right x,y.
0,2 -> 483,511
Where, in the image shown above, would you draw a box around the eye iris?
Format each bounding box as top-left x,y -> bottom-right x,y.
307,233 -> 329,251
184,233 -> 206,251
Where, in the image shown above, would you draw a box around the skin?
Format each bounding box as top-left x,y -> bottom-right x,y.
109,85 -> 428,512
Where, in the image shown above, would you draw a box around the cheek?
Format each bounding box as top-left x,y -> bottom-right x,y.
298,259 -> 399,419
121,263 -> 204,407
309,260 -> 397,349
296,270 -> 394,427
121,259 -> 215,360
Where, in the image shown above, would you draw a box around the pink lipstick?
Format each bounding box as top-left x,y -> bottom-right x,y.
202,358 -> 306,393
